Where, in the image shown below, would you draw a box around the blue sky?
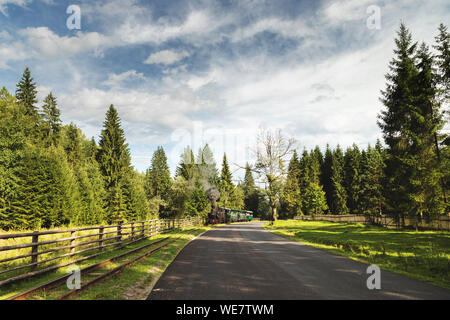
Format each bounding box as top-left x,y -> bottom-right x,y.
0,0 -> 449,179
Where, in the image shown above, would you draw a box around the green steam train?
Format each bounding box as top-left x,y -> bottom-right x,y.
209,207 -> 254,224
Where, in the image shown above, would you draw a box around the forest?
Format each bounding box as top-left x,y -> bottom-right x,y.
0,23 -> 449,231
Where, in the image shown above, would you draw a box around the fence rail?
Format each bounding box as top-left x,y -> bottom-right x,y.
0,217 -> 203,287
293,214 -> 450,231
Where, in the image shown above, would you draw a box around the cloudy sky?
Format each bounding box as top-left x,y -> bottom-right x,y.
0,0 -> 449,179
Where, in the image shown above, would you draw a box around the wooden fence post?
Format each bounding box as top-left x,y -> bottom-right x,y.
117,223 -> 122,244
99,226 -> 104,251
131,222 -> 135,240
70,231 -> 76,254
31,232 -> 39,270
142,221 -> 145,238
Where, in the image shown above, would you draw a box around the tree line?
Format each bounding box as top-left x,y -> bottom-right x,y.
0,23 -> 448,230
0,69 -> 258,230
267,23 -> 450,222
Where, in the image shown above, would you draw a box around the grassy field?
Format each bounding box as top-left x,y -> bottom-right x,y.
264,219 -> 450,289
0,226 -> 212,300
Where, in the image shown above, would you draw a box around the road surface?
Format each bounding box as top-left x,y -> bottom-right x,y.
148,222 -> 450,300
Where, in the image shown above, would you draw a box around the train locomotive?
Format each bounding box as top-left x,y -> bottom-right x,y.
206,187 -> 253,225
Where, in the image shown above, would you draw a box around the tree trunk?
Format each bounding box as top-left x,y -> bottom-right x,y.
272,206 -> 278,222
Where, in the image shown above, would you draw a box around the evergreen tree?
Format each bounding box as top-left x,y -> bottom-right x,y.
64,123 -> 83,167
146,146 -> 172,199
330,145 -> 348,215
343,145 -> 362,214
410,43 -> 446,216
176,146 -> 196,181
303,182 -> 328,215
41,92 -> 62,145
242,163 -> 259,215
434,24 -> 450,104
196,144 -> 219,186
359,145 -> 385,215
378,23 -> 419,222
218,153 -> 235,208
321,144 -> 333,213
15,67 -> 38,117
281,151 -> 302,217
97,105 -> 131,224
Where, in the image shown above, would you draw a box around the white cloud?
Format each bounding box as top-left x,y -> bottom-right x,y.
18,27 -> 114,57
102,70 -> 146,88
322,0 -> 375,23
0,0 -> 31,16
144,50 -> 190,65
116,10 -> 231,45
0,30 -> 12,40
230,17 -> 313,42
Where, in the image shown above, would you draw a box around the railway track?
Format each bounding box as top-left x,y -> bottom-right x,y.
7,234 -> 184,300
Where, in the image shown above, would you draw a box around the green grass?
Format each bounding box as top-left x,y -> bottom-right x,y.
0,226 -> 213,300
264,219 -> 450,289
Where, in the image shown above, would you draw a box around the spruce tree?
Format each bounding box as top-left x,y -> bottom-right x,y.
97,105 -> 131,224
196,144 -> 219,186
176,147 -> 196,181
243,163 -> 259,214
64,123 -> 83,167
359,145 -> 385,215
281,150 -> 302,217
343,145 -> 362,214
410,43 -> 446,216
321,144 -> 333,213
330,145 -> 348,215
378,23 -> 419,222
15,67 -> 38,117
434,24 -> 450,104
146,146 -> 172,199
41,92 -> 62,145
218,153 -> 235,208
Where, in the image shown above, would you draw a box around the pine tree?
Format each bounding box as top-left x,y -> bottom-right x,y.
433,24 -> 450,207
359,145 -> 385,215
330,145 -> 348,215
243,163 -> 259,215
343,145 -> 362,214
378,23 -> 419,222
321,144 -> 333,213
41,92 -> 62,145
146,146 -> 172,199
145,146 -> 172,216
64,123 -> 83,167
218,153 -> 235,208
15,67 -> 38,117
303,182 -> 328,215
97,105 -> 131,224
410,43 -> 446,216
434,24 -> 450,104
281,151 -> 302,218
176,147 -> 196,181
196,144 -> 219,186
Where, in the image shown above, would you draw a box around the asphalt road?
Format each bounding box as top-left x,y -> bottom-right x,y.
148,221 -> 450,300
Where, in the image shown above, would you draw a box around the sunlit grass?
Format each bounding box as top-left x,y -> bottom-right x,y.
264,219 -> 450,289
0,225 -> 212,300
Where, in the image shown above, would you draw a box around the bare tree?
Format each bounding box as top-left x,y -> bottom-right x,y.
251,127 -> 297,222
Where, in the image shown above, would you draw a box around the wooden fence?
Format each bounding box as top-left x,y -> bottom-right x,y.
293,214 -> 450,231
0,217 -> 203,287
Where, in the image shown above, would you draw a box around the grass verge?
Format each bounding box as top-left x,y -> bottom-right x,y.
0,226 -> 213,300
264,219 -> 450,289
